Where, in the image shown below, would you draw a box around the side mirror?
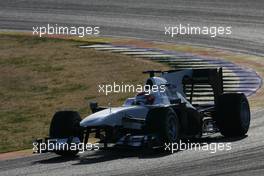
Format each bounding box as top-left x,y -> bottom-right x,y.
89,101 -> 98,113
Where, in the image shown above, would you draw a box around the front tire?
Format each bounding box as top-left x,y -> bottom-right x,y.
49,111 -> 83,157
215,93 -> 250,137
146,108 -> 179,143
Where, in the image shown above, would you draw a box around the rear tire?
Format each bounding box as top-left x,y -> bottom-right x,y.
49,111 -> 83,157
215,93 -> 250,137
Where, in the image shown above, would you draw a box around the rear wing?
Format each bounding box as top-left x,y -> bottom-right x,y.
182,68 -> 223,105
143,68 -> 224,105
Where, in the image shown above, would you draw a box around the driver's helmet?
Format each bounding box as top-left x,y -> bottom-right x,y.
135,92 -> 155,105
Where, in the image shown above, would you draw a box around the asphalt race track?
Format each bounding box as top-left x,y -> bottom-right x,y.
0,109 -> 263,176
0,0 -> 264,175
1,0 -> 264,56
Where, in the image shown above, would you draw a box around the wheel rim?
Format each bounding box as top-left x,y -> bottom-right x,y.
240,101 -> 250,129
168,116 -> 177,141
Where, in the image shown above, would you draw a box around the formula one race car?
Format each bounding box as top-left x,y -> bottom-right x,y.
35,68 -> 250,156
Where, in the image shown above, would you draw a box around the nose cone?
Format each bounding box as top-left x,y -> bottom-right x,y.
80,106 -> 149,127
80,107 -> 128,127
